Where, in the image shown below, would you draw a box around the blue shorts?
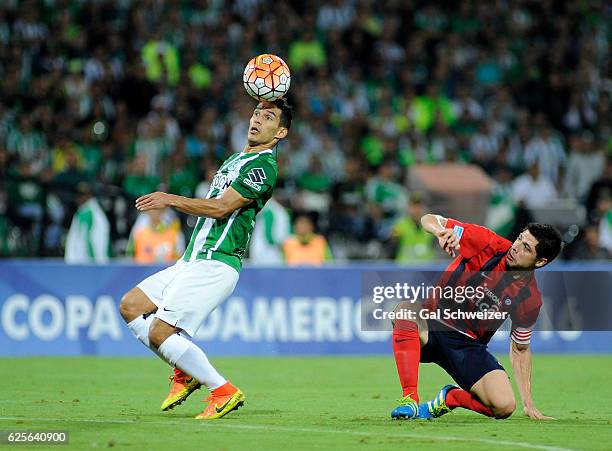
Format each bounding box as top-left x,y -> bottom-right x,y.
420,320 -> 505,391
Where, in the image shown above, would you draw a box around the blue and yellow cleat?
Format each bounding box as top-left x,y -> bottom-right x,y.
391,394 -> 419,420
421,384 -> 458,418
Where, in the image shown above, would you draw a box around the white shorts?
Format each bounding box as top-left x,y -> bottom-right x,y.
137,259 -> 239,337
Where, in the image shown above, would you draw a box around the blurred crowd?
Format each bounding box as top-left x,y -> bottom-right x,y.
0,0 -> 610,263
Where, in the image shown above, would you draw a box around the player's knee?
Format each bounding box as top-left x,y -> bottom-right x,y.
393,301 -> 412,314
392,301 -> 419,332
492,398 -> 516,419
119,289 -> 140,322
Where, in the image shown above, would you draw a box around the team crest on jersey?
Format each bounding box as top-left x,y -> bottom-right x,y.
242,167 -> 266,191
225,159 -> 242,172
504,298 -> 512,306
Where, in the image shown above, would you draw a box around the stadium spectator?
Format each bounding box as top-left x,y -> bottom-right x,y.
390,194 -> 435,264
141,30 -> 180,86
128,208 -> 185,264
563,133 -> 605,202
166,143 -> 199,197
0,1 -> 608,260
469,122 -> 501,168
365,160 -> 408,222
599,207 -> 612,254
572,225 -> 609,260
512,164 -> 558,211
288,29 -> 326,72
283,214 -> 332,266
485,165 -> 517,238
124,154 -> 160,200
523,120 -> 567,185
316,0 -> 355,32
64,183 -> 110,264
585,157 -> 612,222
295,155 -> 333,215
6,116 -> 47,176
249,196 -> 291,265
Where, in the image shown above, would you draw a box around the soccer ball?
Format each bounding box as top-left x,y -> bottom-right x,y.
243,54 -> 291,101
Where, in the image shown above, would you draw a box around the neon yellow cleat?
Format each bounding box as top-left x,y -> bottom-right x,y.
195,383 -> 245,420
161,368 -> 202,411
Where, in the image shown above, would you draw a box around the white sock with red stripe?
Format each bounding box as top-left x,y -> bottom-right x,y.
158,333 -> 226,390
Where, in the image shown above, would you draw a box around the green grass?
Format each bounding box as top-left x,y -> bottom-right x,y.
0,356 -> 610,450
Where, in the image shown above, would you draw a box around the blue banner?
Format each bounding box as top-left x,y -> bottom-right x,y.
0,261 -> 610,356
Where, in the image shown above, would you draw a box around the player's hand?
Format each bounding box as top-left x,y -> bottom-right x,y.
523,404 -> 555,420
135,192 -> 172,211
435,229 -> 460,257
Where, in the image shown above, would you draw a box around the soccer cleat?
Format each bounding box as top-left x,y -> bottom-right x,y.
195,382 -> 245,420
391,394 -> 419,420
161,368 -> 202,411
422,384 -> 458,418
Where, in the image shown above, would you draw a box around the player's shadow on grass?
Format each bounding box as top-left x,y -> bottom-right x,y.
155,409 -> 282,419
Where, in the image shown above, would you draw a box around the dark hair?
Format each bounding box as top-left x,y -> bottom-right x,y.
257,97 -> 293,129
526,223 -> 563,264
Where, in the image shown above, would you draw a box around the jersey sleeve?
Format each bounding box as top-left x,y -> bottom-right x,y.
509,286 -> 542,345
231,158 -> 277,200
445,218 -> 499,259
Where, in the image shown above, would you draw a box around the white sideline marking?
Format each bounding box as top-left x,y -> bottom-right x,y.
0,416 -> 572,451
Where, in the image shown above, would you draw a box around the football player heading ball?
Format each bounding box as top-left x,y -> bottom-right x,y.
119,56 -> 293,420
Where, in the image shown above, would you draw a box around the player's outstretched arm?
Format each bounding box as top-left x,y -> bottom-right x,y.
421,214 -> 460,257
135,187 -> 252,219
509,340 -> 554,420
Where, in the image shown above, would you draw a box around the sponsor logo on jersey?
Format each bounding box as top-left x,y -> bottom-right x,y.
243,178 -> 262,191
478,285 -> 503,311
211,172 -> 235,191
247,168 -> 267,184
242,168 -> 266,191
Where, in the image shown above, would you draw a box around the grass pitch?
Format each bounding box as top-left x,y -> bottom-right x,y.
0,355 -> 610,450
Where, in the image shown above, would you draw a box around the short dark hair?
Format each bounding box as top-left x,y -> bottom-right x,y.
257,97 -> 293,129
526,223 -> 563,264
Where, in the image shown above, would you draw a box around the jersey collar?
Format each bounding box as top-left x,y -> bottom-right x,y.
241,148 -> 274,156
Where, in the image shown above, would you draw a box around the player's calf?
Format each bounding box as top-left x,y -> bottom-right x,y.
148,317 -> 178,349
390,301 -> 428,419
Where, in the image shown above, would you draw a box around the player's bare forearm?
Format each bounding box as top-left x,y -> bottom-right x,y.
135,188 -> 252,219
510,341 -> 554,420
421,214 -> 447,234
510,341 -> 533,404
421,214 -> 460,257
168,195 -> 234,218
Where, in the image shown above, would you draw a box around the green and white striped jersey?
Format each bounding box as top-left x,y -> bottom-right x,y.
182,149 -> 278,271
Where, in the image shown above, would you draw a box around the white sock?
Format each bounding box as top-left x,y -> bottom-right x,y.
127,314 -> 155,346
158,333 -> 227,390
127,314 -> 167,362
